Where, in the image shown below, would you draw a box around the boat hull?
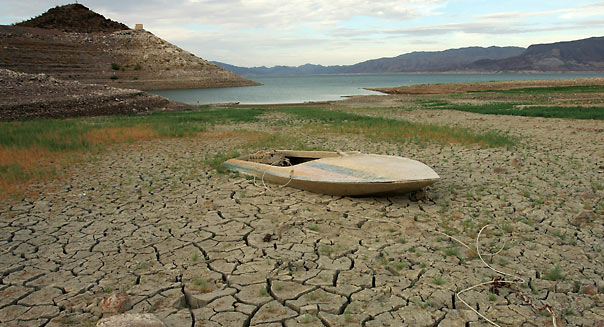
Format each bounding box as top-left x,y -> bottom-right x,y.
223,150 -> 439,196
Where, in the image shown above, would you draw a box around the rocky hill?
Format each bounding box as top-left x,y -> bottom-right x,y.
16,3 -> 129,33
1,4 -> 259,90
471,37 -> 604,72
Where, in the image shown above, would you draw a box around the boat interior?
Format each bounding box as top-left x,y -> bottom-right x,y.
237,150 -> 344,167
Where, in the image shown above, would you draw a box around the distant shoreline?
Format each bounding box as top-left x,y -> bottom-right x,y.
237,71 -> 604,78
150,73 -> 604,106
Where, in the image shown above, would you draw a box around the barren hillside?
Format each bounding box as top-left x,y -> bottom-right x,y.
471,37 -> 604,72
0,4 -> 259,90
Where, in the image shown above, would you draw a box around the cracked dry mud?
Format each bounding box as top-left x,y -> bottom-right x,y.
1,105 -> 603,327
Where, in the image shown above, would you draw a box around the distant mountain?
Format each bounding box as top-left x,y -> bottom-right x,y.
471,37 -> 604,72
217,37 -> 604,75
214,46 -> 525,76
343,46 -> 525,73
213,62 -> 344,76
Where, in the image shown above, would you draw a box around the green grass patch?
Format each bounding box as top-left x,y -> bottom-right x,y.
278,107 -> 515,148
423,101 -> 604,120
0,107 -> 265,151
470,85 -> 604,94
432,276 -> 444,285
419,99 -> 450,108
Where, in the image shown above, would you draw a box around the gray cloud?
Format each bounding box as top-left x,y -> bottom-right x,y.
2,0 -> 603,66
83,0 -> 447,30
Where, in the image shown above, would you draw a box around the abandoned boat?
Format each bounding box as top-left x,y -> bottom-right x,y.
222,150 -> 439,196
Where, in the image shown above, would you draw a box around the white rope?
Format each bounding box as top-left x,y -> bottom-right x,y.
250,154 -> 294,192
454,226 -> 525,327
244,165 -> 558,327
362,220 -> 556,327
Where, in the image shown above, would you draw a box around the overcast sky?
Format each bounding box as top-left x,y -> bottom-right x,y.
1,0 -> 603,67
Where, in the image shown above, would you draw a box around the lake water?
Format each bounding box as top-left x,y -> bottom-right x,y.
149,73 -> 602,105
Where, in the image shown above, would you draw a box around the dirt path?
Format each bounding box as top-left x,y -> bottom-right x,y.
0,99 -> 603,327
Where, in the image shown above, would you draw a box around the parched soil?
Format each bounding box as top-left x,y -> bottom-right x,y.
0,88 -> 603,327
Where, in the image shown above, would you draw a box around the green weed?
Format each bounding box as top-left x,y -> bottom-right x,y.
432,276 -> 444,285
389,260 -> 407,271
192,276 -> 212,292
426,101 -> 604,120
319,245 -> 333,255
488,292 -> 497,301
471,85 -> 604,94
444,246 -> 461,259
307,224 -> 319,232
279,107 -> 516,148
544,264 -> 565,281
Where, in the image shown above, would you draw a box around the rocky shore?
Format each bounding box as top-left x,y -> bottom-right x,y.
0,69 -> 187,120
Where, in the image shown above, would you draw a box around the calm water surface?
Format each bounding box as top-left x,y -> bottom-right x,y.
149,73 -> 602,105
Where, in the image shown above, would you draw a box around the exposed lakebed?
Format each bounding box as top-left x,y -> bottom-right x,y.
1,83 -> 603,326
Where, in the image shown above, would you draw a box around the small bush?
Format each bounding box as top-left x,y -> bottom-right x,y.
110,75 -> 118,80
432,276 -> 444,285
134,63 -> 142,70
544,264 -> 565,281
111,63 -> 121,70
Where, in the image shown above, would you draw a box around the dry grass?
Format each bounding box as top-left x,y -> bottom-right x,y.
0,107 -> 269,201
0,128 -> 277,200
1,126 -> 163,200
0,146 -> 65,200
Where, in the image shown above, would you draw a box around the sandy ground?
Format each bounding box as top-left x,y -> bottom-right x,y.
1,94 -> 603,327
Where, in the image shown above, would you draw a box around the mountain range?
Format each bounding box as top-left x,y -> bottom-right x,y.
214,37 -> 604,76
